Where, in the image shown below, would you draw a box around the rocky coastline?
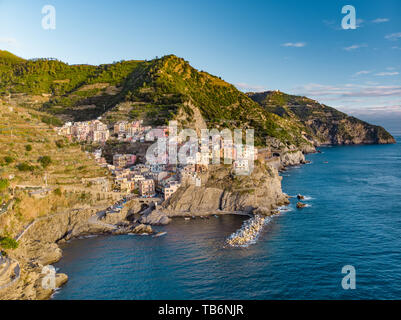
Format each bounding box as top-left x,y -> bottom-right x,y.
0,144 -> 308,300
0,200 -> 155,300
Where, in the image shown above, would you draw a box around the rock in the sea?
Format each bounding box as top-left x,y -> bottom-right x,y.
253,207 -> 271,216
297,194 -> 305,200
296,202 -> 307,208
112,223 -> 153,235
55,273 -> 68,288
132,224 -> 153,234
139,210 -> 172,225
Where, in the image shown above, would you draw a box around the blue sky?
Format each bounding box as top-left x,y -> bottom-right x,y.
1,0 -> 401,132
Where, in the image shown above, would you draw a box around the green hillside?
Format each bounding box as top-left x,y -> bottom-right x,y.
0,50 -> 394,147
0,52 -> 311,147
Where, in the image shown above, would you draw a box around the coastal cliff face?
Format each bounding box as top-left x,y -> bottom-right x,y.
163,162 -> 289,215
264,137 -> 308,167
0,200 -> 151,300
248,91 -> 396,145
280,150 -> 306,167
304,117 -> 396,145
0,206 -> 106,300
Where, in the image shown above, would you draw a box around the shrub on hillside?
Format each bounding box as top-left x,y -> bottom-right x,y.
25,144 -> 32,151
55,140 -> 64,148
0,236 -> 19,250
0,178 -> 9,192
3,156 -> 14,165
37,156 -> 52,168
53,187 -> 62,196
16,162 -> 35,172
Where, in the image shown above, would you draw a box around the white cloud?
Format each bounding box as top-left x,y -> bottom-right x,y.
372,18 -> 390,23
235,82 -> 266,92
0,37 -> 18,45
375,71 -> 399,76
356,19 -> 365,28
353,70 -> 371,76
281,42 -> 306,48
341,105 -> 401,115
294,83 -> 401,98
385,32 -> 401,41
344,44 -> 367,51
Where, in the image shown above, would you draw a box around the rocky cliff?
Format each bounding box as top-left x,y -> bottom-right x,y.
162,162 -> 289,216
247,91 -> 396,145
0,200 -> 152,300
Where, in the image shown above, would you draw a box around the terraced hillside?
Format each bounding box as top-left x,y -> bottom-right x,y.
0,100 -> 111,239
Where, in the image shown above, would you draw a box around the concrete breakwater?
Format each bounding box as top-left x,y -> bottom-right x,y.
226,215 -> 269,247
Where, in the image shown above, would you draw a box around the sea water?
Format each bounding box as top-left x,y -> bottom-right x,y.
54,136 -> 401,299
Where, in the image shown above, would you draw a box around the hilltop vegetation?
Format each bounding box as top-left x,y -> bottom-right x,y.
0,50 -> 142,96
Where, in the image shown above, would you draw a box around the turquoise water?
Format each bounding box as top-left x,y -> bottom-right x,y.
54,137 -> 401,299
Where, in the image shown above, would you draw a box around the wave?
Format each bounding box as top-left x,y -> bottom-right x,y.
276,205 -> 294,213
289,195 -> 314,201
77,235 -> 98,240
128,232 -> 150,236
50,287 -> 61,299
